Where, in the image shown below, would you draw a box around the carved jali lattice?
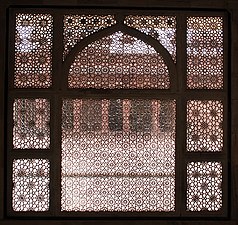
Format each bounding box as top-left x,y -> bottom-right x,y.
63,15 -> 116,59
61,99 -> 176,211
15,14 -> 53,88
68,31 -> 170,89
187,100 -> 223,152
124,15 -> 176,61
187,161 -> 222,211
13,99 -> 50,149
187,17 -> 223,89
12,159 -> 50,211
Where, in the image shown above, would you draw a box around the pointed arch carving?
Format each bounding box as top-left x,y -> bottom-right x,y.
63,24 -> 177,89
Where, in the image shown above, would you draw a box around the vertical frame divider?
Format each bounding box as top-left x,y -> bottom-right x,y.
50,94 -> 62,215
6,8 -> 16,217
223,11 -> 230,218
175,13 -> 187,216
52,11 -> 64,92
50,11 -> 64,216
0,5 -> 6,219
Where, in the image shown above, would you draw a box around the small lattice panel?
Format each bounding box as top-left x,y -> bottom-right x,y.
68,31 -> 170,89
124,16 -> 176,61
13,99 -> 50,149
63,15 -> 116,59
187,17 -> 223,89
187,100 -> 223,152
12,159 -> 50,211
187,161 -> 222,211
14,14 -> 53,88
61,99 -> 176,211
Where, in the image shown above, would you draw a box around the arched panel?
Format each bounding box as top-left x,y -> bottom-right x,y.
68,31 -> 171,89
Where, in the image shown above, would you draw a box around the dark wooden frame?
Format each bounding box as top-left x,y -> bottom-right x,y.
0,0 -> 238,224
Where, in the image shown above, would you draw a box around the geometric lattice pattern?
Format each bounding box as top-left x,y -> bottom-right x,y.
63,15 -> 116,59
187,100 -> 223,152
13,99 -> 50,149
14,14 -> 53,88
124,15 -> 176,61
187,161 -> 222,211
187,17 -> 223,89
12,159 -> 50,211
68,31 -> 170,89
61,99 -> 176,211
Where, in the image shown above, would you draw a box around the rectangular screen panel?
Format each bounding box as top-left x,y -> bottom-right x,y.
13,99 -> 50,149
61,99 -> 176,211
187,161 -> 222,211
12,159 -> 50,211
187,17 -> 223,89
187,100 -> 223,152
14,14 -> 53,88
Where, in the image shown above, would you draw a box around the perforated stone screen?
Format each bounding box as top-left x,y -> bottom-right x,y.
61,99 -> 176,211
